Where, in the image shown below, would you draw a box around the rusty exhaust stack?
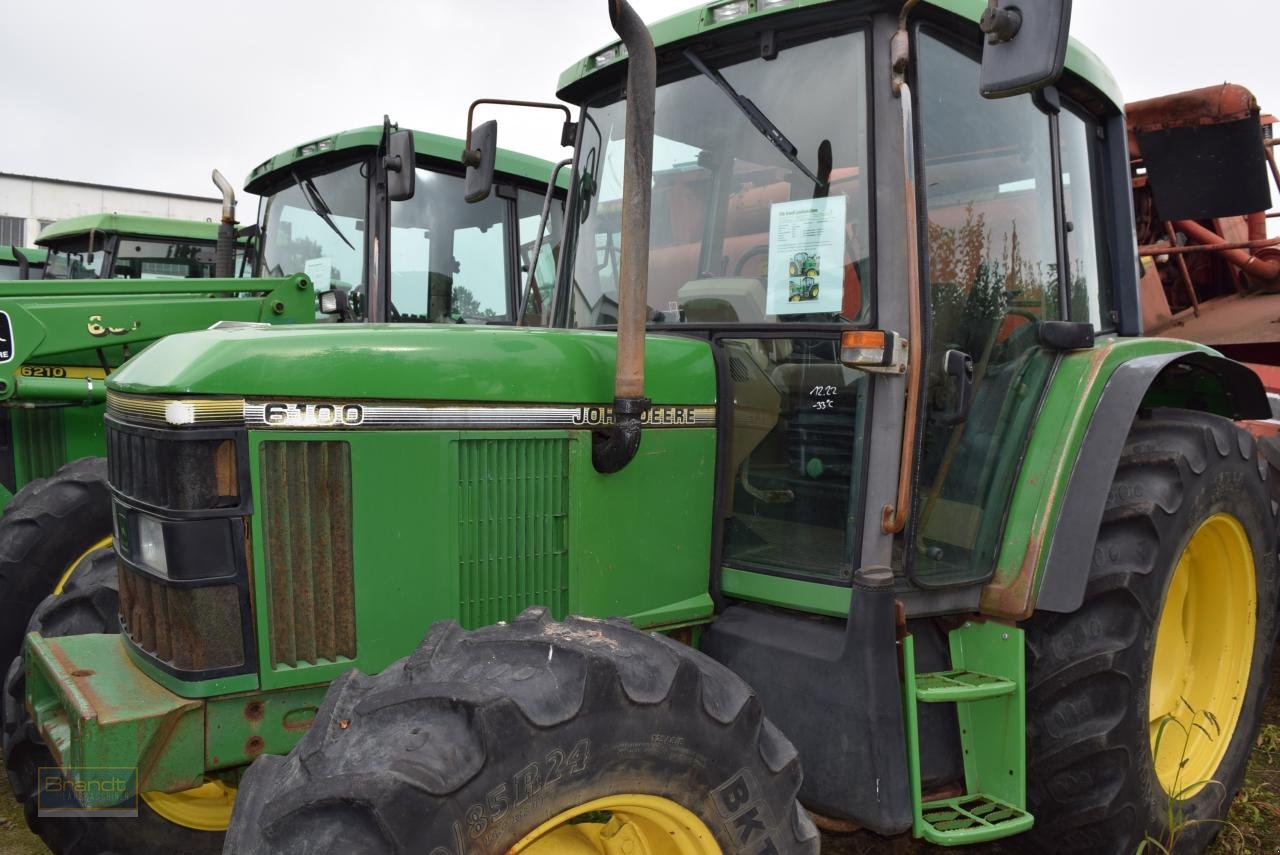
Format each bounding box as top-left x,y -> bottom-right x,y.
211,169 -> 236,279
593,0 -> 655,474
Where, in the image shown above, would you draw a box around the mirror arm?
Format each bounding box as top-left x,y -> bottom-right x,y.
980,1 -> 1023,45
462,99 -> 574,164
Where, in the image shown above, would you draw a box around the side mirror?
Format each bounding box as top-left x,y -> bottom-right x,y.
979,0 -> 1072,99
463,120 -> 498,203
385,129 -> 416,202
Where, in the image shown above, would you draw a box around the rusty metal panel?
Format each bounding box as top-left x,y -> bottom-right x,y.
259,441 -> 355,668
457,437 -> 569,628
118,561 -> 245,671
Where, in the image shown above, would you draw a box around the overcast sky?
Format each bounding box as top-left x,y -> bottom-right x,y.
3,0 -> 1278,206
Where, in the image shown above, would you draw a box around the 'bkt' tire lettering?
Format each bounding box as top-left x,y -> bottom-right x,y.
711,769 -> 780,851
263,402 -> 364,427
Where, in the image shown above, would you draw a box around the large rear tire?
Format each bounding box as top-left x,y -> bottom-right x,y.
1,548 -> 225,855
227,606 -> 818,854
0,457 -> 112,670
1024,409 -> 1280,853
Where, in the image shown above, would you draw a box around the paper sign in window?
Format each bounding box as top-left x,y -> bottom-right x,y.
303,257 -> 332,292
767,197 -> 844,316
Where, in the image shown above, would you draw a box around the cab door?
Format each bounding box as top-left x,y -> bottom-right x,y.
906,27 -> 1085,588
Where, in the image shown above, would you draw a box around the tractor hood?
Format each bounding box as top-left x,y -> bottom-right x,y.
105,324 -> 716,405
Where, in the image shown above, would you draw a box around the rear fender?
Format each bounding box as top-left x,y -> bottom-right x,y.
1032,350 -> 1267,615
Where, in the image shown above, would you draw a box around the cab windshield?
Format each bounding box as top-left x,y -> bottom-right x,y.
259,156 -> 560,322
41,244 -> 106,280
259,159 -> 367,314
566,26 -> 871,327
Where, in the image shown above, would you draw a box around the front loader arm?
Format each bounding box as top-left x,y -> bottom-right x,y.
0,275 -> 313,402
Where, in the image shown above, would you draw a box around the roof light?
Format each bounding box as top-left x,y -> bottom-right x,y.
297,138 -> 333,158
710,0 -> 750,23
593,45 -> 625,67
757,0 -> 793,8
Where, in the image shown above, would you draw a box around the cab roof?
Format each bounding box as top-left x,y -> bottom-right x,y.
244,126 -> 563,196
36,214 -> 220,246
556,0 -> 1122,110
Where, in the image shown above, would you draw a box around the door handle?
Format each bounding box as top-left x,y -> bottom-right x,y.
941,349 -> 974,426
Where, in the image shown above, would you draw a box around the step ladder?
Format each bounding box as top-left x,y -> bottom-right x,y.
902,620 -> 1034,846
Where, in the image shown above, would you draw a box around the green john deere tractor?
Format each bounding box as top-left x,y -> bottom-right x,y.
13,0 -> 1280,853
0,199 -> 295,672
0,246 -> 46,281
0,120 -> 562,767
0,120 -> 563,853
32,212 -> 250,282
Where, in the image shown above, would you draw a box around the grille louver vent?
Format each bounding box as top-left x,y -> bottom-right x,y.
260,441 -> 356,668
458,437 -> 569,628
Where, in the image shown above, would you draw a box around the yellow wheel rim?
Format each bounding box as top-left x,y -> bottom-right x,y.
512,794 -> 721,855
141,779 -> 236,832
1149,513 -> 1256,799
52,535 -> 113,596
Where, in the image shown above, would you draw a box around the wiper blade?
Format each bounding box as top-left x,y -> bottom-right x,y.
683,48 -> 824,189
292,171 -> 355,252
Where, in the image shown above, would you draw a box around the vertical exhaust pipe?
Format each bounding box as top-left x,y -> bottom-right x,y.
211,169 -> 237,279
593,0 -> 656,474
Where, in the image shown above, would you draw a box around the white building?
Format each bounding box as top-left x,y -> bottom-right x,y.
0,173 -> 222,248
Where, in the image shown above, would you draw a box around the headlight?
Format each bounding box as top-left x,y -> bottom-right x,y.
116,506 -> 240,582
137,514 -> 169,577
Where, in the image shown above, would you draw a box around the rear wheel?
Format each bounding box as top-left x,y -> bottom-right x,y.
1,548 -> 226,854
0,457 -> 112,670
227,607 -> 818,854
1024,410 -> 1279,853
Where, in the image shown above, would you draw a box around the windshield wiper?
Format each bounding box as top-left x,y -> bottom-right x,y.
292,171 -> 356,252
683,48 -> 825,189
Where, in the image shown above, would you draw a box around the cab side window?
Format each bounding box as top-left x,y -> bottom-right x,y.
910,28 -> 1061,586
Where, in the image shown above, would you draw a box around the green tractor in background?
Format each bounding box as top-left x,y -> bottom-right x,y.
0,200 -> 290,672
12,0 -> 1280,853
32,212 -> 252,281
0,121 -> 562,754
0,246 -> 46,281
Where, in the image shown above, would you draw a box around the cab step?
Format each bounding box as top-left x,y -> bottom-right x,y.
902,621 -> 1032,846
919,793 -> 1034,846
914,670 -> 1016,703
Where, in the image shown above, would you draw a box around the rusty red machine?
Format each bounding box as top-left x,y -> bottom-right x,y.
1129,82 -> 1280,415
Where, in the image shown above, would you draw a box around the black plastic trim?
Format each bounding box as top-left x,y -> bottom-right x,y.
104,416 -> 253,519
1037,351 -> 1270,613
701,567 -> 912,833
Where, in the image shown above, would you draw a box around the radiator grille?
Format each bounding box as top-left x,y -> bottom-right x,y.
13,409 -> 66,482
260,441 -> 355,668
458,437 -> 569,628
118,562 -> 245,671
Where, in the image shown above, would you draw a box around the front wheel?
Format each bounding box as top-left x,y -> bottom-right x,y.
0,457 -> 112,670
227,607 -> 818,854
1024,409 -> 1280,853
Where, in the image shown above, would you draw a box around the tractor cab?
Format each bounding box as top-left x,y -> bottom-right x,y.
34,214 -> 243,280
246,122 -> 565,323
